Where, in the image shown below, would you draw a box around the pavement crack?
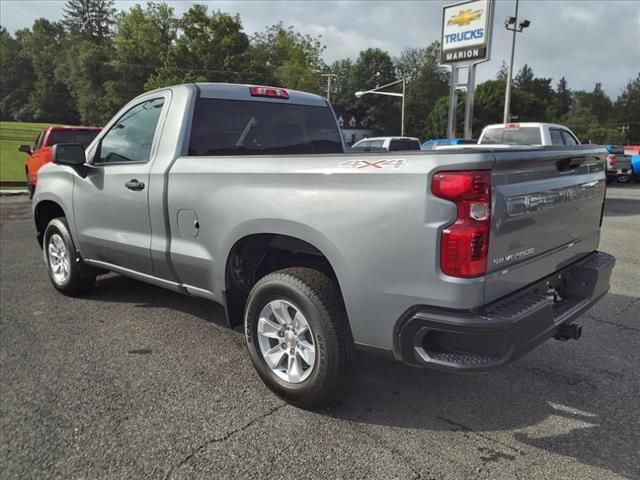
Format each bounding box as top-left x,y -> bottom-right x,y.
585,313 -> 640,334
345,421 -> 428,480
615,297 -> 640,317
163,403 -> 286,479
436,417 -> 527,456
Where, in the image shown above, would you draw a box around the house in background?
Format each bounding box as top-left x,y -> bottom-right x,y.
332,104 -> 374,147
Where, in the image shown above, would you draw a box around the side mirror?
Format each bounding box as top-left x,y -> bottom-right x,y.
52,143 -> 86,166
18,144 -> 32,154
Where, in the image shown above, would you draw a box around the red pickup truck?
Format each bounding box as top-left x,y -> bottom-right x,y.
20,126 -> 101,197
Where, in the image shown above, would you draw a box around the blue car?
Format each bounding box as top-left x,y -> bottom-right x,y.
421,138 -> 477,150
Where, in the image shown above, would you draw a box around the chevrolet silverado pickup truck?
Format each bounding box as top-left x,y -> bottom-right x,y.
32,83 -> 615,409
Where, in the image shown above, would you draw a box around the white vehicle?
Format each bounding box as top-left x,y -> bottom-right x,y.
478,122 -> 581,146
351,136 -> 421,151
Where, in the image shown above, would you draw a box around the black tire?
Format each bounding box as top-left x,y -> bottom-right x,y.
43,217 -> 96,296
245,267 -> 356,409
617,173 -> 631,183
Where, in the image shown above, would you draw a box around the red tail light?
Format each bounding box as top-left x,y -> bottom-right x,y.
432,170 -> 491,278
249,85 -> 289,99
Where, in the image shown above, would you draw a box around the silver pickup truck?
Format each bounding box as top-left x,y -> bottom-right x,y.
33,83 -> 615,409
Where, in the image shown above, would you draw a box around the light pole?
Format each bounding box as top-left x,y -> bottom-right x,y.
318,73 -> 337,102
355,78 -> 407,136
503,0 -> 530,123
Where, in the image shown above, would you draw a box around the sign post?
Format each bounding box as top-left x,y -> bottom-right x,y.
441,0 -> 494,139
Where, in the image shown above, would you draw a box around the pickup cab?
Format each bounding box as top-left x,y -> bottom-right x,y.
20,126 -> 101,198
479,122 -> 580,146
33,84 -> 615,408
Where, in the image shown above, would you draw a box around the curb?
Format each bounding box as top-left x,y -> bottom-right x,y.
0,190 -> 28,196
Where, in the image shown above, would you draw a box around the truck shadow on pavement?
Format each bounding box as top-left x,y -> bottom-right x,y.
330,292 -> 639,479
85,274 -> 228,327
86,274 -> 639,479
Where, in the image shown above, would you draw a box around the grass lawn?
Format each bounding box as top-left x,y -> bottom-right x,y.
0,121 -> 60,183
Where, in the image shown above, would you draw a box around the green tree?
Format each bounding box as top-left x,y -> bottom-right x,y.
512,64 -> 553,121
552,76 -> 572,120
19,19 -> 78,123
57,39 -> 113,124
350,48 -> 399,135
250,23 -> 325,91
474,79 -> 506,134
614,73 -> 640,143
62,0 -> 116,44
514,64 -> 534,88
395,42 -> 449,139
423,94 -> 464,140
496,61 -> 508,81
147,5 -> 251,88
323,58 -> 354,105
104,3 -> 177,111
0,27 -> 35,120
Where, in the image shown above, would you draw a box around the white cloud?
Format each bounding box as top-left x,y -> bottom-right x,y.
560,7 -> 597,25
293,23 -> 397,62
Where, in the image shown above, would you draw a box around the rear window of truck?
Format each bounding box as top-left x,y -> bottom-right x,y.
188,99 -> 343,156
47,130 -> 99,147
389,139 -> 420,151
480,127 -> 542,145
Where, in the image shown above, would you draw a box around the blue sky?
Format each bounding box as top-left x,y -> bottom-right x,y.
2,0 -> 639,98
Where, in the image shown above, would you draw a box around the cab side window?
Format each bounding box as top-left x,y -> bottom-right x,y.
561,130 -> 578,145
550,129 -> 564,145
96,98 -> 165,164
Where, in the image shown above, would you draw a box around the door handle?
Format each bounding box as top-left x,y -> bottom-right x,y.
125,179 -> 145,191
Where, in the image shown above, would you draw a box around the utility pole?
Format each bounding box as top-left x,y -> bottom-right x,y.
503,0 -> 530,123
319,73 -> 337,102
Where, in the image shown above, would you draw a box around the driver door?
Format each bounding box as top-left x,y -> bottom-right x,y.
73,96 -> 167,275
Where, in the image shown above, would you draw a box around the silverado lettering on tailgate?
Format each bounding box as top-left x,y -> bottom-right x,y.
505,180 -> 603,217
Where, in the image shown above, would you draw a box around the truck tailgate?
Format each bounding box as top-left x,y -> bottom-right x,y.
485,146 -> 607,303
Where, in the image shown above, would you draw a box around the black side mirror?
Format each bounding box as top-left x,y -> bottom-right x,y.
52,143 -> 86,166
18,144 -> 32,154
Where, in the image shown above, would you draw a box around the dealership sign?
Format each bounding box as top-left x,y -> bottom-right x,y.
441,0 -> 493,65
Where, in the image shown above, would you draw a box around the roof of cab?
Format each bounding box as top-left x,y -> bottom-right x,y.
483,122 -> 567,129
193,83 -> 329,107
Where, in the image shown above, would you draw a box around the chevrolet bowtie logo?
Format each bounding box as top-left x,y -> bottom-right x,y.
448,9 -> 483,26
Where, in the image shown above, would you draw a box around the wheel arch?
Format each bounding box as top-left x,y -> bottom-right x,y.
34,199 -> 68,247
220,221 -> 357,328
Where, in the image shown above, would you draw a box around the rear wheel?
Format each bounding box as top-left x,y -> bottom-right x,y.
43,218 -> 95,296
244,267 -> 356,409
617,173 -> 631,183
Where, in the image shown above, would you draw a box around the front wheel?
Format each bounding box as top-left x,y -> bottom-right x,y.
244,267 -> 356,409
43,218 -> 96,296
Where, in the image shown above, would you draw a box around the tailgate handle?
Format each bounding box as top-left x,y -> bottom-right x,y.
556,156 -> 586,171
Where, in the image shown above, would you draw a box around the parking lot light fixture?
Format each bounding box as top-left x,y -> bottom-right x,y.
354,78 -> 407,136
503,0 -> 531,123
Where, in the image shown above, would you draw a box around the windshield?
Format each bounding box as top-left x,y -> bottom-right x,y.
188,99 -> 343,156
480,127 -> 542,145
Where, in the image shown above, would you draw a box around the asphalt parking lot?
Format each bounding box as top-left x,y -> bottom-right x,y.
1,185 -> 639,480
